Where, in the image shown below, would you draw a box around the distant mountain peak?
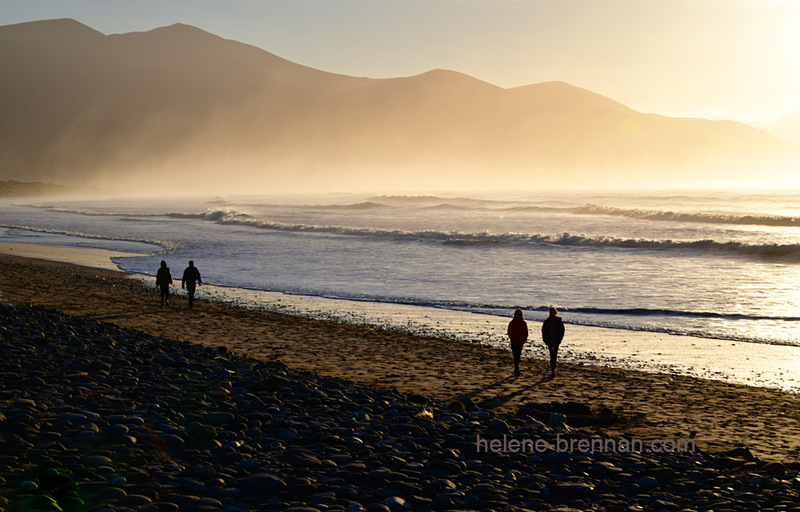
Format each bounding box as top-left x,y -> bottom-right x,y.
145,22 -> 218,36
0,18 -> 104,39
112,22 -> 228,46
397,68 -> 502,95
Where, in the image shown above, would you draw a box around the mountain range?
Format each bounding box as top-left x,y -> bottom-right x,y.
0,18 -> 796,193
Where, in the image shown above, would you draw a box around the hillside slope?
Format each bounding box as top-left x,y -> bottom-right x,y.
0,19 -> 794,192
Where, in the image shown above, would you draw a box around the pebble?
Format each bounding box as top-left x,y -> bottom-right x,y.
1,303 -> 799,512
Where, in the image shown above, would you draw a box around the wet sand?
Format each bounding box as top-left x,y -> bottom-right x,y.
2,252 -> 800,462
0,242 -> 141,271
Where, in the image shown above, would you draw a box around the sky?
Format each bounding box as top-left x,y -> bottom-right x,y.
2,0 -> 800,125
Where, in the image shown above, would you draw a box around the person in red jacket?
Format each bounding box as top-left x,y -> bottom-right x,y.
507,309 -> 528,377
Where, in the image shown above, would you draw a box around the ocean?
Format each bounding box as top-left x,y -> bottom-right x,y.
2,189 -> 800,389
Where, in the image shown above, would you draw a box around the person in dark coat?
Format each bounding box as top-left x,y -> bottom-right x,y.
541,306 -> 565,378
181,260 -> 203,308
155,260 -> 173,308
508,309 -> 529,377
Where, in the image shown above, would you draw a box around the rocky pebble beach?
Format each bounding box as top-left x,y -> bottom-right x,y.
2,303 -> 800,512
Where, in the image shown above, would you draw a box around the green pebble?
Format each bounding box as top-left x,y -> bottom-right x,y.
20,480 -> 39,492
18,495 -> 62,512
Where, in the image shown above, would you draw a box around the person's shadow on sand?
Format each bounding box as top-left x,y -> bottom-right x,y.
84,312 -> 144,321
465,374 -> 552,410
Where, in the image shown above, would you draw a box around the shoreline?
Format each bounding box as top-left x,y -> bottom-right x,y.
171,280 -> 800,392
6,242 -> 800,392
0,241 -> 142,271
5,240 -> 800,392
2,250 -> 800,463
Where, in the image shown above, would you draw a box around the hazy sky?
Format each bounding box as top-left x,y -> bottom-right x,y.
3,0 -> 800,124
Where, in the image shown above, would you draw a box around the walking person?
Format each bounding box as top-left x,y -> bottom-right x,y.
542,306 -> 565,378
155,260 -> 173,308
507,309 -> 528,377
181,260 -> 203,308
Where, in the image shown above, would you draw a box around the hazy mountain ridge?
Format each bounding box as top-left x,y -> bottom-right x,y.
0,19 -> 795,193
0,180 -> 72,197
764,110 -> 800,147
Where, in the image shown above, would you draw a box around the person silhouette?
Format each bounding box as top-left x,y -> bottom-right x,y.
507,309 -> 528,377
181,260 -> 203,308
155,260 -> 173,308
542,306 -> 565,378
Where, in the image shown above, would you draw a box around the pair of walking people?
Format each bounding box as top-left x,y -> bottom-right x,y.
507,307 -> 564,378
155,260 -> 203,308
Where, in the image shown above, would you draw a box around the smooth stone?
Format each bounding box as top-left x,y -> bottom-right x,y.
548,413 -> 568,428
240,474 -> 287,492
82,455 -> 113,467
429,495 -> 456,510
27,376 -> 47,387
14,398 -> 37,408
126,468 -> 151,483
17,495 -> 61,512
58,407 -> 88,422
277,428 -> 298,441
20,480 -> 38,492
648,500 -> 681,511
373,489 -> 403,499
196,498 -> 224,508
203,412 -> 236,426
551,482 -> 595,496
368,469 -> 393,480
79,423 -> 100,434
194,466 -> 217,480
421,467 -> 450,478
162,434 -> 186,447
122,495 -> 153,506
647,468 -> 677,481
382,497 -> 412,511
40,431 -> 62,443
763,462 -> 788,479
488,419 -> 509,433
42,468 -> 60,479
141,502 -> 181,512
545,451 -> 572,464
107,424 -> 130,437
638,476 -> 659,488
59,496 -> 85,512
335,486 -> 359,499
205,478 -> 226,488
94,486 -> 127,500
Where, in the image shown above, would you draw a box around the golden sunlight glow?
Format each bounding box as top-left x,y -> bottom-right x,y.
1,1 -> 800,193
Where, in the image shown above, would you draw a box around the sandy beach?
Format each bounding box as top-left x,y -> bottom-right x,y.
2,250 -> 800,464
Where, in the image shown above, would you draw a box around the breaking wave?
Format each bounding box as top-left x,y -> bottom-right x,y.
0,224 -> 171,252
28,196 -> 800,229
575,204 -> 800,227
388,300 -> 800,324
183,208 -> 800,261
